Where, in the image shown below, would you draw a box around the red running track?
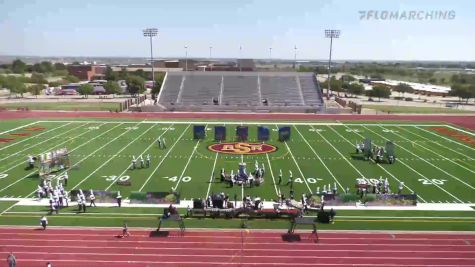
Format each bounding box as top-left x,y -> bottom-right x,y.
0,111 -> 474,130
0,227 -> 474,266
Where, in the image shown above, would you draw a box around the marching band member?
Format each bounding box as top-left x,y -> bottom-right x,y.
89,190 -> 96,207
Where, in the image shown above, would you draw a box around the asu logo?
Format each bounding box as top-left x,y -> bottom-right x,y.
208,142 -> 277,155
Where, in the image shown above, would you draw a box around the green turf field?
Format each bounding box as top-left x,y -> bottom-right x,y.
0,119 -> 474,229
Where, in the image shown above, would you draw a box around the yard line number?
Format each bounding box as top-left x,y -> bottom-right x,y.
356,177 -> 381,185
163,176 -> 192,183
294,177 -> 322,184
418,178 -> 447,185
309,128 -> 324,132
0,173 -> 8,179
102,175 -> 130,182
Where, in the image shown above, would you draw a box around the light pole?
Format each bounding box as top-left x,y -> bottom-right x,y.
294,45 -> 297,70
239,45 -> 242,72
209,46 -> 213,71
325,29 -> 340,99
143,28 -> 158,86
269,47 -> 272,69
184,45 -> 188,71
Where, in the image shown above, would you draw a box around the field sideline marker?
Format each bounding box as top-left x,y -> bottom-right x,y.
330,125 -> 426,203
36,120 -> 447,127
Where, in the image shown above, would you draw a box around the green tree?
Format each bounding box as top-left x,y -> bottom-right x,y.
105,66 -> 118,81
77,83 -> 94,98
126,75 -> 145,97
30,73 -> 48,84
347,83 -> 365,96
54,62 -> 66,70
322,77 -> 344,96
28,84 -> 44,98
32,63 -> 45,73
393,83 -> 414,97
450,84 -> 474,104
104,80 -> 122,95
5,76 -> 27,97
11,59 -> 27,74
366,84 -> 391,101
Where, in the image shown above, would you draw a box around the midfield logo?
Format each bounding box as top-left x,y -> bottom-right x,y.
208,142 -> 277,155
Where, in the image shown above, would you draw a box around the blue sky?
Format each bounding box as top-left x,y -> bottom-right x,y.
0,0 -> 473,60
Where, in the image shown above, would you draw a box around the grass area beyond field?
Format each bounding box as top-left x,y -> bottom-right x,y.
0,101 -> 121,111
0,118 -> 474,231
364,104 -> 475,114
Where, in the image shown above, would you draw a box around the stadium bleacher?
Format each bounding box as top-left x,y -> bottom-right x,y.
158,71 -> 324,112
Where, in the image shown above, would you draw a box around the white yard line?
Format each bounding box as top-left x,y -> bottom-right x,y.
391,126 -> 474,174
293,125 -> 345,191
20,123 -> 125,197
0,122 -> 86,164
103,124 -> 174,191
72,123 -> 158,190
274,125 -> 312,193
138,124 -> 190,192
0,122 -> 71,152
173,124 -> 208,191
310,125 -> 367,179
328,125 -> 426,203
446,125 -> 475,137
401,126 -> 473,159
372,126 -> 475,190
36,120 -> 447,127
0,122 -> 112,193
362,126 -> 466,203
265,153 -> 280,197
415,126 -> 475,152
205,152 -> 219,198
0,121 -> 39,137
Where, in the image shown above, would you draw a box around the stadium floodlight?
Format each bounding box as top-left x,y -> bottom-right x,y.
239,45 -> 242,72
184,46 -> 188,72
209,46 -> 213,71
294,45 -> 297,69
143,28 -> 158,86
324,29 -> 340,99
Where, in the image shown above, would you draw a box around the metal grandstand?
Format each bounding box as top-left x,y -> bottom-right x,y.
157,72 -> 324,113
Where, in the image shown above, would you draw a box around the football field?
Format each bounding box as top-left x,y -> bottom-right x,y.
0,118 -> 474,206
